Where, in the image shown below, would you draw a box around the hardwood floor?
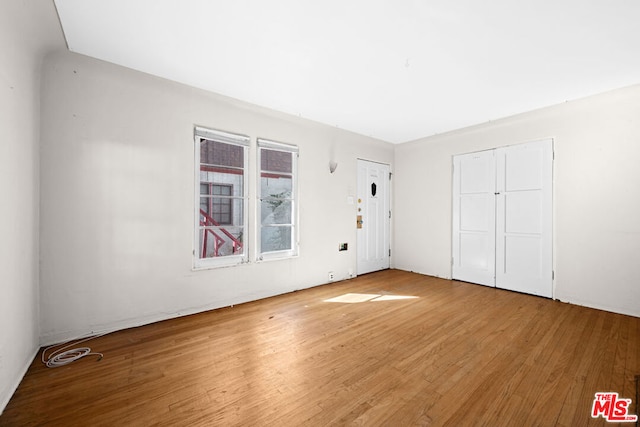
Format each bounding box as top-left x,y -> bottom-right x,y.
1,270 -> 638,426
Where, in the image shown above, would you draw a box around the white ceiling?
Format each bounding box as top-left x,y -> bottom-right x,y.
53,0 -> 640,144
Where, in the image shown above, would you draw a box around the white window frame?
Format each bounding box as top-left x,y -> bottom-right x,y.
194,126 -> 250,269
257,138 -> 299,261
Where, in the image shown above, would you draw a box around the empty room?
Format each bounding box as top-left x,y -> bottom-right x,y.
2,0 -> 639,425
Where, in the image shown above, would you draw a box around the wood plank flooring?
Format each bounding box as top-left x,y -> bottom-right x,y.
1,270 -> 638,426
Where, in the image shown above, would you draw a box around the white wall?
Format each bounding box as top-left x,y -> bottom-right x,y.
39,51 -> 394,344
394,85 -> 640,318
0,0 -> 64,413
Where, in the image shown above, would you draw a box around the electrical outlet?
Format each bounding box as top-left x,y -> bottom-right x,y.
328,271 -> 335,281
339,243 -> 348,251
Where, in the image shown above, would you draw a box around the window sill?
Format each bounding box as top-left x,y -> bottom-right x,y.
192,256 -> 248,271
257,252 -> 299,263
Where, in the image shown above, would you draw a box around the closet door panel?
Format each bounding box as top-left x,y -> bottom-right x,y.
495,139 -> 553,297
452,150 -> 496,287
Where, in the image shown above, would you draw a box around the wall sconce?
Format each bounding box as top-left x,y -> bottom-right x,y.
329,160 -> 338,174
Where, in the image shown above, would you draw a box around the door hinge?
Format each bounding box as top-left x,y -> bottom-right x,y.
552,270 -> 555,280
389,210 -> 391,219
389,248 -> 391,257
389,172 -> 392,180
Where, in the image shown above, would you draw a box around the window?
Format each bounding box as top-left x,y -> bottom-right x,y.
195,127 -> 249,268
200,183 -> 233,225
258,138 -> 298,259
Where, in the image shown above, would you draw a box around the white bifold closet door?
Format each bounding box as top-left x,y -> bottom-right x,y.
452,139 -> 553,298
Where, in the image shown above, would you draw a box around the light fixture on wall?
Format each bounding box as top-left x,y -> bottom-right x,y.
329,160 -> 338,174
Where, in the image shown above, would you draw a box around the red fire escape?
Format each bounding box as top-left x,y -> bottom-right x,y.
199,209 -> 243,258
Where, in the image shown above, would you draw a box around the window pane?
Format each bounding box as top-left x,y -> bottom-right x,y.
261,226 -> 292,253
199,226 -> 244,259
200,168 -> 244,195
196,132 -> 247,266
201,139 -> 244,167
260,149 -> 292,173
210,197 -> 232,225
212,184 -> 232,196
260,199 -> 292,224
199,196 -> 209,214
200,198 -> 242,225
260,175 -> 292,199
258,142 -> 297,258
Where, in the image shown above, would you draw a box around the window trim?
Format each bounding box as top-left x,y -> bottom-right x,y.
257,138 -> 299,261
194,126 -> 250,269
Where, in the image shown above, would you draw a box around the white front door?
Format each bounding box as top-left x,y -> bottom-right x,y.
495,140 -> 553,297
357,159 -> 390,275
452,139 -> 553,298
452,150 -> 497,286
